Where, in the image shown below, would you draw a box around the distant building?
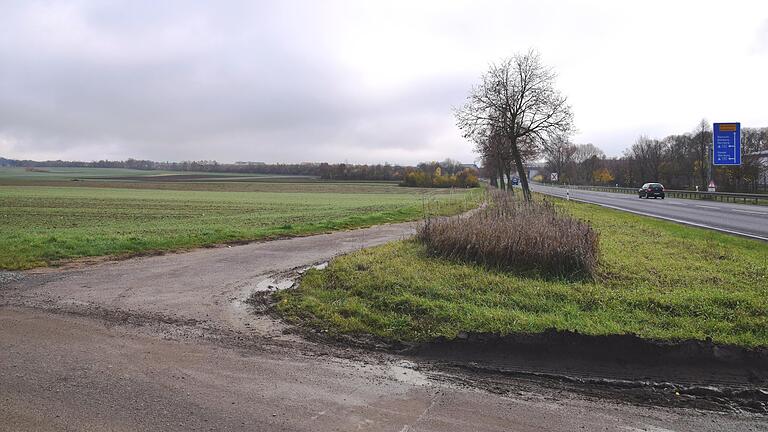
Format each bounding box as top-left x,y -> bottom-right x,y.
234,161 -> 266,165
524,162 -> 546,181
460,163 -> 480,174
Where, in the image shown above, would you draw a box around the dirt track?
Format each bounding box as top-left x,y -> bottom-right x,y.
2,223 -> 767,431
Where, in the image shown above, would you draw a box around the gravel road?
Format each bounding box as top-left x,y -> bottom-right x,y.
1,222 -> 766,431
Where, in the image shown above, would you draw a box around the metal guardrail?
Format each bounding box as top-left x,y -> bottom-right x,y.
535,183 -> 768,205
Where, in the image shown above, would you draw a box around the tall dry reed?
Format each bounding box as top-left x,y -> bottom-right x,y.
417,190 -> 599,277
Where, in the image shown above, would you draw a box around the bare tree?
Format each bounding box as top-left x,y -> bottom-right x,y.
572,143 -> 605,163
692,119 -> 711,189
542,135 -> 575,183
630,135 -> 666,181
455,49 -> 573,200
470,125 -> 510,189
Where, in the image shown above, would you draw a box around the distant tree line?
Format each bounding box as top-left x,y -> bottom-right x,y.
0,156 -> 481,186
0,157 -> 405,179
540,121 -> 768,193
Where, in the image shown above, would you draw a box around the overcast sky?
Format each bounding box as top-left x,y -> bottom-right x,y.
1,1 -> 766,164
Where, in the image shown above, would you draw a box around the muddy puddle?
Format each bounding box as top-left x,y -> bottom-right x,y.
230,261 -> 330,335
388,360 -> 430,386
250,261 -> 329,294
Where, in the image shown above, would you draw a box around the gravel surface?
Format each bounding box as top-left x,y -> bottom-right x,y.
2,222 -> 767,431
0,271 -> 24,285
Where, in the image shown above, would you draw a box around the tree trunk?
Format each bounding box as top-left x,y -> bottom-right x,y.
510,138 -> 532,201
496,162 -> 506,190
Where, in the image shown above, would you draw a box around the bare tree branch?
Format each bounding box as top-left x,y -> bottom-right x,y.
455,50 -> 573,199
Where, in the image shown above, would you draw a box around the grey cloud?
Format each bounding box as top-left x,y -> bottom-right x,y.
1,1 -> 447,163
757,19 -> 768,53
2,1 -> 767,164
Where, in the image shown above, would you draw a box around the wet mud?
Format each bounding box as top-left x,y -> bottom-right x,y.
264,272 -> 768,415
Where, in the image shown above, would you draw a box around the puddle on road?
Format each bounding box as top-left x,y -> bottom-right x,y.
229,261 -> 330,334
333,358 -> 431,387
253,278 -> 295,292
298,261 -> 328,273
250,261 -> 329,293
388,360 -> 430,386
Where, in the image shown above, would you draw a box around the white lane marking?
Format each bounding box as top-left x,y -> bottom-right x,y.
538,186 -> 766,210
537,192 -> 768,242
733,209 -> 768,216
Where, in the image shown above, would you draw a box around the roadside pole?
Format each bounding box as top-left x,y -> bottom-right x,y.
708,134 -> 713,189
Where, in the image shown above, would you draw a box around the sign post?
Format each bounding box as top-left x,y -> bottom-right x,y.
713,123 -> 741,166
550,172 -> 558,182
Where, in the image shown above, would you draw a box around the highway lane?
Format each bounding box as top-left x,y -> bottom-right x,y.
532,183 -> 768,241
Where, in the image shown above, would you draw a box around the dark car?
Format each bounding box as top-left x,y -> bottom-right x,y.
510,176 -> 520,186
638,183 -> 665,199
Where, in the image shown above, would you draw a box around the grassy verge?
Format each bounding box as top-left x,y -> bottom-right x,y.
277,196 -> 768,348
0,185 -> 481,270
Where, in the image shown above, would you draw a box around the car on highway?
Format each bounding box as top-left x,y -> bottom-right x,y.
638,182 -> 665,199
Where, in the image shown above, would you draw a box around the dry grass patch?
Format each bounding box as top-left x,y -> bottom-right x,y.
417,190 -> 599,277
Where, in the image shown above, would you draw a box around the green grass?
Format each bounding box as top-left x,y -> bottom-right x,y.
0,183 -> 481,270
277,197 -> 768,348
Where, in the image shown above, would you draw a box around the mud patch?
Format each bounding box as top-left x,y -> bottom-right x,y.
426,362 -> 768,414
243,262 -> 329,313
254,278 -> 296,292
258,256 -> 768,415
402,329 -> 768,414
290,315 -> 768,414
408,329 -> 768,370
388,360 -> 430,386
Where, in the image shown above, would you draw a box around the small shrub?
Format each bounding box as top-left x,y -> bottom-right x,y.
417,190 -> 599,277
400,168 -> 479,188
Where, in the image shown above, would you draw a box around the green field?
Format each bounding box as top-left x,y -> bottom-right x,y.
277,196 -> 768,348
0,167 -> 409,193
0,167 -> 480,269
0,167 -> 182,180
0,167 -> 302,181
0,166 -> 313,183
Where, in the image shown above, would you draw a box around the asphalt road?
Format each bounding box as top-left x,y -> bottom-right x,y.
532,184 -> 768,240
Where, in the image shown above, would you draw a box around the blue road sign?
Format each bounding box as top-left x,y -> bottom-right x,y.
713,122 -> 741,165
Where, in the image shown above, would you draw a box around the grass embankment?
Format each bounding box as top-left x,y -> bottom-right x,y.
277,196 -> 768,348
0,184 -> 481,270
